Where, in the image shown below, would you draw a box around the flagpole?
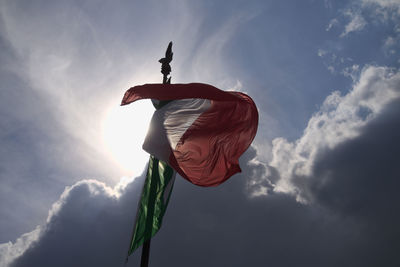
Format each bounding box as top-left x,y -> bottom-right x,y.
139,41 -> 173,267
140,237 -> 151,267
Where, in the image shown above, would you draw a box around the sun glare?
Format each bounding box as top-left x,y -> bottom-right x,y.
102,100 -> 154,175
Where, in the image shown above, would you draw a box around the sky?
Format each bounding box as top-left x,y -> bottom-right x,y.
0,0 -> 399,266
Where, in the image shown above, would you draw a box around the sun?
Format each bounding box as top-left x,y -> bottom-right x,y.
102,100 -> 154,175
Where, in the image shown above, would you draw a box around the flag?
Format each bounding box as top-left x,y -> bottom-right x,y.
127,156 -> 175,255
121,83 -> 259,187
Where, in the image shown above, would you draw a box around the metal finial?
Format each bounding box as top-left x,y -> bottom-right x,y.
159,41 -> 173,84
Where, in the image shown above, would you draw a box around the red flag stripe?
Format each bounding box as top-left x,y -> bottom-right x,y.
170,92 -> 258,186
121,83 -> 240,105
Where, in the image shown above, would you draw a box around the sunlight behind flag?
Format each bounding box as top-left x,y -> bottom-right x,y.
102,100 -> 154,175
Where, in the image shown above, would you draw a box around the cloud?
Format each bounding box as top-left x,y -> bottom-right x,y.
361,0 -> 400,16
342,64 -> 361,81
362,0 -> 400,27
382,35 -> 398,56
340,11 -> 367,37
298,98 -> 400,212
261,66 -> 400,200
326,18 -> 338,31
4,137 -> 400,266
316,47 -> 356,75
0,227 -> 40,267
317,49 -> 327,57
1,175 -> 144,267
291,98 -> 400,266
327,0 -> 400,38
384,36 -> 396,48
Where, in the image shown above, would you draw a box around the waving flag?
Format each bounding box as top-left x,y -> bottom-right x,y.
127,155 -> 175,254
121,83 -> 258,187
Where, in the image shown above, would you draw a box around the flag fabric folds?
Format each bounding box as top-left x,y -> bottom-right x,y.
121,83 -> 259,187
128,155 -> 175,254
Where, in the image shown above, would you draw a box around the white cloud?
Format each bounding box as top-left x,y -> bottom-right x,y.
362,0 -> 400,12
340,11 -> 367,37
317,49 -> 327,57
382,35 -> 398,56
384,36 -> 396,47
317,48 -> 356,75
260,66 -> 400,200
361,0 -> 400,24
326,18 -> 339,31
325,0 -> 400,40
342,64 -> 361,81
0,227 -> 40,267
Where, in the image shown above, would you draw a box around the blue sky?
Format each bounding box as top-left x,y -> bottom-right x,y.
1,0 -> 400,266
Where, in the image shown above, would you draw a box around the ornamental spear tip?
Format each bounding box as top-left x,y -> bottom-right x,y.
159,41 -> 173,84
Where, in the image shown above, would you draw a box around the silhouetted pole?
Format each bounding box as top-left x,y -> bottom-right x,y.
140,41 -> 173,267
140,240 -> 151,267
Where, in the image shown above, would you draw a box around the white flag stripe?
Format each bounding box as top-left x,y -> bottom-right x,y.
163,99 -> 211,149
142,98 -> 211,162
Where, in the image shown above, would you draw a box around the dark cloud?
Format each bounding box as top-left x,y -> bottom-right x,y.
142,138 -> 399,267
8,176 -> 144,267
264,66 -> 400,198
7,129 -> 400,266
151,174 -> 360,267
293,99 -> 400,266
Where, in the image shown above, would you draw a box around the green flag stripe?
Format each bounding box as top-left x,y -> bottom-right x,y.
128,155 -> 175,254
143,157 -> 158,240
